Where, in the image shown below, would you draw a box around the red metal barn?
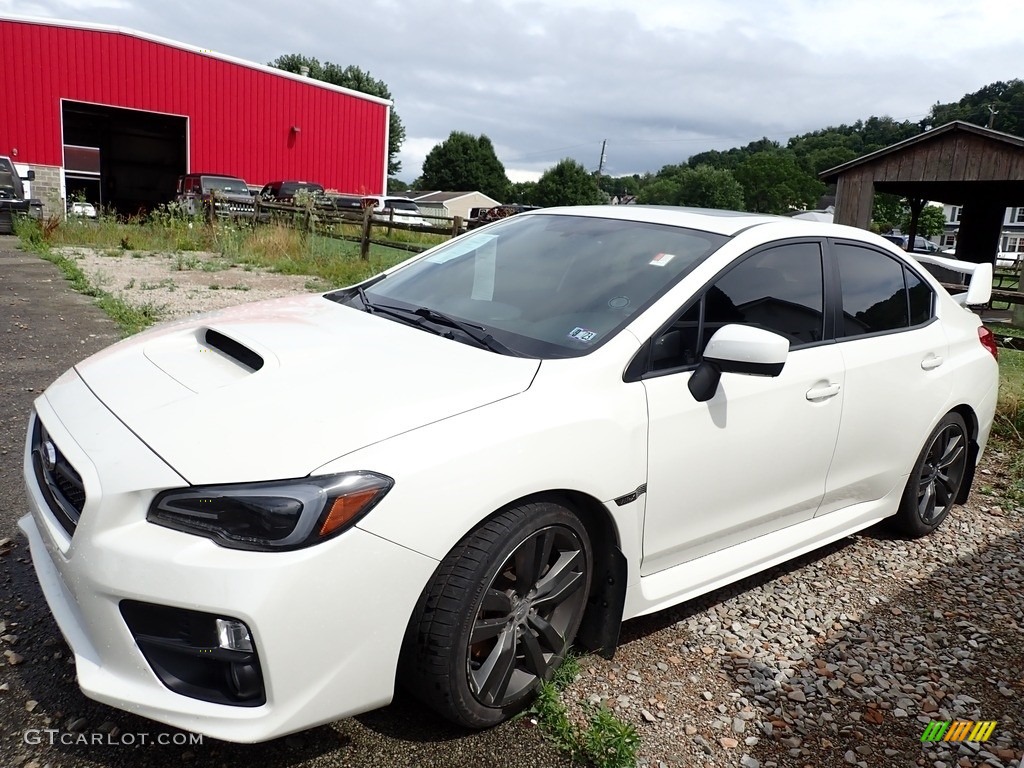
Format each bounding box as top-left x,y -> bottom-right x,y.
0,15 -> 390,214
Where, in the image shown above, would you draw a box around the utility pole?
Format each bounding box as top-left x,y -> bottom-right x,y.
596,140 -> 607,176
987,104 -> 998,129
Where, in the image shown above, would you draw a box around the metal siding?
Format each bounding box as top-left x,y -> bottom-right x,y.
0,19 -> 386,192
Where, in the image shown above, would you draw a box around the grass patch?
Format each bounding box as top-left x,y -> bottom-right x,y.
30,246 -> 162,335
528,654 -> 639,768
29,212 -> 418,289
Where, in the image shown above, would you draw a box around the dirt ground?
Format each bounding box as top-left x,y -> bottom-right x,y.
57,246 -> 327,322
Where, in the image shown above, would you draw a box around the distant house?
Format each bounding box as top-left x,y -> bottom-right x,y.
942,204 -> 1024,256
411,191 -> 502,221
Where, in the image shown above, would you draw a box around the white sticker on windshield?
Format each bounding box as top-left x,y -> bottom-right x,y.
649,252 -> 676,267
568,327 -> 598,343
425,233 -> 499,264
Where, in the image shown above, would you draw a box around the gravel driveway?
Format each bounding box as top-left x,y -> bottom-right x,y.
2,244 -> 1022,768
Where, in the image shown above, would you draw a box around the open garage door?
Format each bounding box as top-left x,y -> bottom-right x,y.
62,101 -> 186,215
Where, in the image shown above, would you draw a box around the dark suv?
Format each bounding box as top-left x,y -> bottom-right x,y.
176,173 -> 255,217
258,180 -> 325,203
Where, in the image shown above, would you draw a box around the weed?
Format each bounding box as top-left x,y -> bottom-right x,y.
33,249 -> 162,336
528,654 -> 639,768
227,284 -> 250,291
174,253 -> 200,271
124,278 -> 136,290
208,284 -> 221,290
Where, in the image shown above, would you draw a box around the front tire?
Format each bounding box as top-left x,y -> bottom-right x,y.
402,501 -> 592,728
894,412 -> 969,538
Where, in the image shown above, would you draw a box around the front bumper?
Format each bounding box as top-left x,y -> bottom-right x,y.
20,370 -> 438,742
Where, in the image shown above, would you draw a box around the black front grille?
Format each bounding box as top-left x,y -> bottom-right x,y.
30,416 -> 86,537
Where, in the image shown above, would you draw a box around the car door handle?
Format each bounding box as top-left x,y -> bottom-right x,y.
806,382 -> 841,401
921,354 -> 944,371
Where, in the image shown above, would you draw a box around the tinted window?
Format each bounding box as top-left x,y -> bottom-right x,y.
906,268 -> 934,325
652,242 -> 824,370
835,244 -> 913,337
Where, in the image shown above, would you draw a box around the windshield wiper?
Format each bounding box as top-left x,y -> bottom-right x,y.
354,290 -> 520,356
410,307 -> 521,356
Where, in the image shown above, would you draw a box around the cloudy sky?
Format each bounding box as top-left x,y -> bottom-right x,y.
3,0 -> 1021,182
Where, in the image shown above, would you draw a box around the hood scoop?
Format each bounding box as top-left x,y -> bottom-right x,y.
140,326 -> 272,394
204,328 -> 264,371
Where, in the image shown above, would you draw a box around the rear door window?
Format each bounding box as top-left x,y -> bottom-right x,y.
834,243 -> 933,338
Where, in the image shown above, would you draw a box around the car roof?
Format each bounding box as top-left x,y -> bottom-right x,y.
522,206 -> 918,249
527,206 -> 814,236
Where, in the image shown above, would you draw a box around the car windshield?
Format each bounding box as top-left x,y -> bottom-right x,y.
282,183 -> 323,196
204,177 -> 248,194
332,213 -> 726,358
386,200 -> 419,212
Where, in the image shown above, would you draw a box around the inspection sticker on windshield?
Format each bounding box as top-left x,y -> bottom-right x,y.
568,327 -> 598,343
649,252 -> 676,267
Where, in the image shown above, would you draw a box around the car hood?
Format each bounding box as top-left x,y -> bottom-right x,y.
71,294 -> 540,485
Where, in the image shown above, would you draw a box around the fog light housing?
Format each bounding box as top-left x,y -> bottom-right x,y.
216,618 -> 254,653
120,600 -> 265,706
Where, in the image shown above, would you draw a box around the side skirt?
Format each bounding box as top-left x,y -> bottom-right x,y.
624,487 -> 902,620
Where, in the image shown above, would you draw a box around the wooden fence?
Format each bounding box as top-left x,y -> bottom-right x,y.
215,196 -> 467,259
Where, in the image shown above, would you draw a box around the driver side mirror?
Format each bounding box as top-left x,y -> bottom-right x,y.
688,324 -> 789,402
23,170 -> 35,182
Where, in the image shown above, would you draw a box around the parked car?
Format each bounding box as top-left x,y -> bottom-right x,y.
362,195 -> 430,227
20,207 -> 997,742
881,233 -> 942,254
68,201 -> 98,219
468,204 -> 541,228
258,180 -> 325,203
996,251 -> 1023,270
320,193 -> 366,213
176,173 -> 255,217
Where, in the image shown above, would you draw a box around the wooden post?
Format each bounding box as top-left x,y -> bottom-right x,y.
452,216 -> 463,236
360,206 -> 373,260
386,207 -> 394,238
253,196 -> 261,226
206,192 -> 215,226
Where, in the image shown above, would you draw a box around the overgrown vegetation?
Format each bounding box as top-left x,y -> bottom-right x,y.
17,210 -> 424,293
16,217 -> 162,335
528,654 -> 639,768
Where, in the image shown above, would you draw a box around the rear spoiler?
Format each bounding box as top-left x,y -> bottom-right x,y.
914,253 -> 992,306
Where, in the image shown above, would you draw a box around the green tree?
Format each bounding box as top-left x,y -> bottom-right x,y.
928,79 -> 1024,137
534,159 -> 606,207
676,164 -> 745,210
636,177 -> 679,205
872,193 -> 905,233
734,152 -> 824,214
387,177 -> 411,194
506,181 -> 539,206
420,132 -> 510,201
902,204 -> 947,237
270,54 -> 406,176
597,174 -> 641,199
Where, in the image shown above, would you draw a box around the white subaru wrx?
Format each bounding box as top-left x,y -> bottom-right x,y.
21,207 -> 998,742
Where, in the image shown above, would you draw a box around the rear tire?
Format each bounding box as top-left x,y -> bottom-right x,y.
401,501 -> 592,728
894,412 -> 969,538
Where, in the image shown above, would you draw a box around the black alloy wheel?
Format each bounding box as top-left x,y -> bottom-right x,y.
402,501 -> 592,728
895,412 -> 969,537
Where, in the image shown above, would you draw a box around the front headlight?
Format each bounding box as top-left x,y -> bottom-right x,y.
148,472 -> 393,551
